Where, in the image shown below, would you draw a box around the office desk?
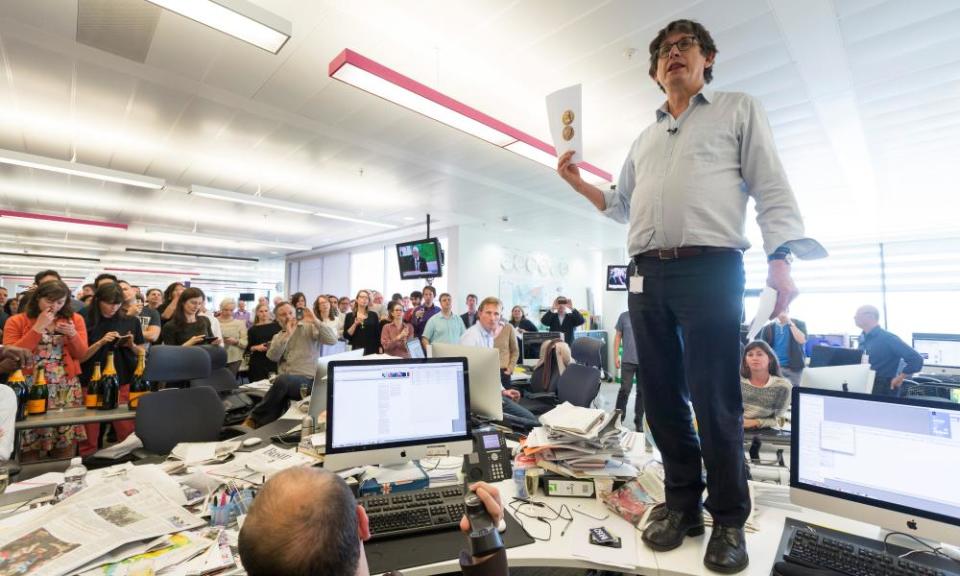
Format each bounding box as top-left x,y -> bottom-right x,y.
14,406 -> 135,430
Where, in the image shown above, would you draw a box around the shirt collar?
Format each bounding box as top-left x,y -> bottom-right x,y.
655,88 -> 713,121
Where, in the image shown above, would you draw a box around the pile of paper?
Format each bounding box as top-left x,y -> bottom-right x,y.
522,402 -> 638,478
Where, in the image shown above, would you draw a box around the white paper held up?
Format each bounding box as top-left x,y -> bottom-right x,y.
546,84 -> 582,163
746,286 -> 778,341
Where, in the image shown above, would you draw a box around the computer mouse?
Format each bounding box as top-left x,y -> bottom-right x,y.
242,437 -> 263,448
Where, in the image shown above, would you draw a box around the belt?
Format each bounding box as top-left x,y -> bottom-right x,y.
634,246 -> 742,261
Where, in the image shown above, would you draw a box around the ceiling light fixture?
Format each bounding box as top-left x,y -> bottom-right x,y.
0,210 -> 128,231
189,184 -> 396,228
145,0 -> 291,54
143,227 -> 310,252
125,247 -> 259,262
0,148 -> 165,189
328,49 -> 613,185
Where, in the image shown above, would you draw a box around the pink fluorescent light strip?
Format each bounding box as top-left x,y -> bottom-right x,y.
328,49 -> 612,183
0,210 -> 128,230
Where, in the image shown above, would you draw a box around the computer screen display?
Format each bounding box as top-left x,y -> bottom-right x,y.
809,345 -> 864,367
326,359 -> 469,452
913,333 -> 960,369
792,388 -> 960,539
521,332 -> 563,365
606,265 -> 628,291
396,238 -> 442,280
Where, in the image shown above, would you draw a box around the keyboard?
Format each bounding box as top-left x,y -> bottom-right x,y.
359,485 -> 466,540
785,528 -> 959,576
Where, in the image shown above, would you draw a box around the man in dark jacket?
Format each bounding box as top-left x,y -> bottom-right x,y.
539,296 -> 584,345
239,468 -> 508,576
760,309 -> 807,386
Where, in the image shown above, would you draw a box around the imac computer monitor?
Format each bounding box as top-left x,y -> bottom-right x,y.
791,387 -> 960,546
396,238 -> 442,280
912,333 -> 960,375
800,365 -> 875,394
809,345 -> 864,368
606,265 -> 628,291
323,358 -> 472,471
521,332 -> 563,366
309,348 -> 365,421
431,342 -> 503,421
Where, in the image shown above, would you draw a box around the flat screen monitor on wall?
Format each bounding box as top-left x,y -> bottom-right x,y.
239,293 -> 255,302
607,265 -> 628,291
396,238 -> 442,280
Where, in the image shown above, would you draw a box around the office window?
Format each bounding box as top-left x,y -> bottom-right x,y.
350,248 -> 385,297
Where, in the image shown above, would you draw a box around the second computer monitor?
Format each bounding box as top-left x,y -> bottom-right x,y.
800,365 -> 874,394
310,348 -> 366,422
431,342 -> 503,421
809,345 -> 864,367
323,357 -> 472,471
521,332 -> 563,366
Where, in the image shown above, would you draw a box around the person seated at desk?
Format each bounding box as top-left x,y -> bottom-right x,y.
244,301 -> 338,428
740,341 -> 792,430
529,339 -> 570,394
238,468 -> 508,576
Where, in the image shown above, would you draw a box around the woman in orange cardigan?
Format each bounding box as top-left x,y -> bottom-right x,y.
2,280 -> 90,461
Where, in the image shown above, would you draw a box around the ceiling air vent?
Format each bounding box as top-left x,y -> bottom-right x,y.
77,0 -> 161,63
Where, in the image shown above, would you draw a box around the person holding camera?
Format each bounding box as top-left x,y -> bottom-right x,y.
245,301 -> 337,428
539,296 -> 584,345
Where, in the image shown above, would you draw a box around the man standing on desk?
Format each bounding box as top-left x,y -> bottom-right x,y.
557,19 -> 825,574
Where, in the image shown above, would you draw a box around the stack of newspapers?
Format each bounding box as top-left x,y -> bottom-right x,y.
521,402 -> 641,478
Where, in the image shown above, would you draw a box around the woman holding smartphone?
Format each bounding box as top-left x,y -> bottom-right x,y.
160,287 -> 220,346
343,289 -> 380,355
2,280 -> 89,460
80,282 -> 144,446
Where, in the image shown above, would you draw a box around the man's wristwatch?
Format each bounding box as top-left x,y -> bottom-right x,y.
768,246 -> 794,264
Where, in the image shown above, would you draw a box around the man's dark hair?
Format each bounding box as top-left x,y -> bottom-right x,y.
94,273 -> 119,287
467,294 -> 478,301
146,288 -> 162,298
422,285 -> 437,297
391,292 -> 403,302
409,290 -> 422,299
25,280 -> 73,320
239,468 -> 360,576
648,19 -> 718,92
34,270 -> 61,285
439,292 -> 451,301
87,282 -> 127,326
83,283 -> 95,291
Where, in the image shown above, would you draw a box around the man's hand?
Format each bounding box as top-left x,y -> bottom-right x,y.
767,260 -> 798,319
557,150 -> 584,189
459,482 -> 504,533
616,356 -> 621,369
501,389 -> 520,401
286,317 -> 298,334
301,307 -> 317,323
0,345 -> 31,372
743,418 -> 761,430
891,374 -> 907,389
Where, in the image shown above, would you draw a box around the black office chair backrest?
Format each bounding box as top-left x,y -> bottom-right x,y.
901,381 -> 956,402
571,337 -> 604,370
191,345 -> 238,393
556,363 -> 602,408
143,346 -> 212,381
135,387 -> 225,454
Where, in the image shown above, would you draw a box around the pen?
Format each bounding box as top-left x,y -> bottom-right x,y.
561,517 -> 573,537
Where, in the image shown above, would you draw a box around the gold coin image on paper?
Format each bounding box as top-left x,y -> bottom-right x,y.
562,110 -> 575,125
562,125 -> 574,141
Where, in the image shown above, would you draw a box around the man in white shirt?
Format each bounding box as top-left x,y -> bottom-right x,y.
461,298 -> 539,429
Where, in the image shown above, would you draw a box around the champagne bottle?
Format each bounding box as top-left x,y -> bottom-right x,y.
85,362 -> 102,409
27,367 -> 49,415
99,353 -> 119,411
129,348 -> 148,410
6,369 -> 29,421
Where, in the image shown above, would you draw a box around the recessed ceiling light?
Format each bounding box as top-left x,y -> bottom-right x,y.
145,0 -> 291,54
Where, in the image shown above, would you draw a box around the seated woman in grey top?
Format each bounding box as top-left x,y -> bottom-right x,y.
740,341 -> 792,430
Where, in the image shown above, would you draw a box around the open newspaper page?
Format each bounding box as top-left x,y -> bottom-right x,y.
0,478 -> 203,576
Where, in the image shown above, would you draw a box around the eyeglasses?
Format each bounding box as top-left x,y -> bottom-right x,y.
657,36 -> 699,58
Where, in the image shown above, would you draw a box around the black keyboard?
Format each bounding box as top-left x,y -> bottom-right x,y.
786,528 -> 958,576
359,485 -> 466,540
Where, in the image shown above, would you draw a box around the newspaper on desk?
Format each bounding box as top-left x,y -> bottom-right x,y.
202,444 -> 316,485
0,478 -> 204,576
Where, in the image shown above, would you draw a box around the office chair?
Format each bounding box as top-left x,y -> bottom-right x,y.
571,337 -> 604,371
143,345 -> 211,388
191,345 -> 239,393
901,380 -> 956,402
910,375 -> 943,384
134,387 -> 225,455
556,363 -> 602,408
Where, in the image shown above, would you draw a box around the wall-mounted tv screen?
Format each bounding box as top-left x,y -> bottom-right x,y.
396,238 -> 442,280
607,265 -> 628,291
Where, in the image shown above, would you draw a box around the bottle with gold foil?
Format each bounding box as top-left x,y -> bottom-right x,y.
85,362 -> 102,409
6,369 -> 29,421
129,349 -> 148,410
27,367 -> 49,415
99,353 -> 119,411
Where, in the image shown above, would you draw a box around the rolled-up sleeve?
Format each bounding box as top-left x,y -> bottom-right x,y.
601,153 -> 634,224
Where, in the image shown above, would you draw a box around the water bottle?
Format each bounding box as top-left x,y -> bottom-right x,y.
60,457 -> 88,500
